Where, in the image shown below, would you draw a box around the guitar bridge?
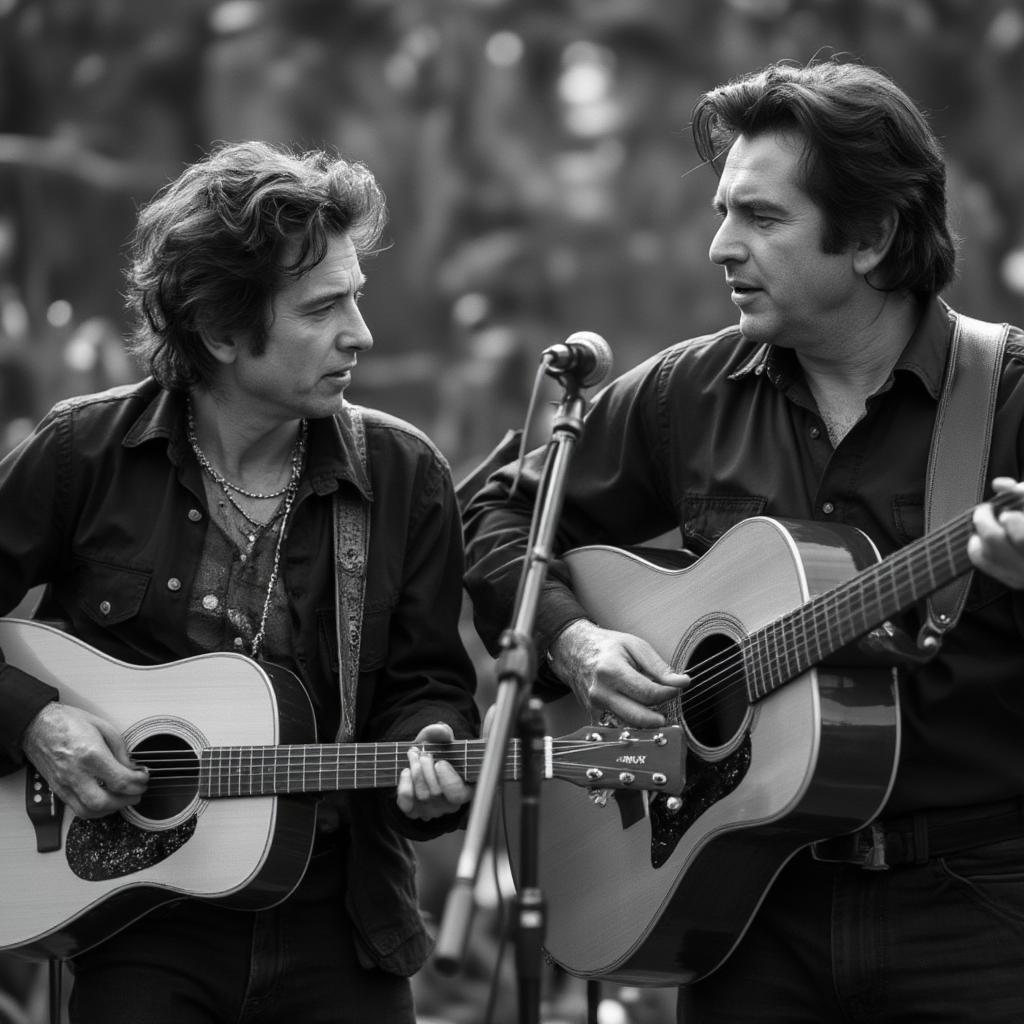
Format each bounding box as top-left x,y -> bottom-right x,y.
25,765 -> 64,853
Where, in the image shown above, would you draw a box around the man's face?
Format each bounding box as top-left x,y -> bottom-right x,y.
232,232 -> 372,421
708,131 -> 862,351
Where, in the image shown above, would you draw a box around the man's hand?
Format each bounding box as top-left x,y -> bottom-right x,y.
969,477 -> 1024,589
548,618 -> 689,727
396,722 -> 473,821
21,702 -> 149,819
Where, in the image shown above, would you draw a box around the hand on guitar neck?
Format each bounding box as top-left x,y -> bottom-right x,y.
968,477 -> 1024,589
395,721 -> 473,821
547,618 -> 690,728
21,702 -> 150,819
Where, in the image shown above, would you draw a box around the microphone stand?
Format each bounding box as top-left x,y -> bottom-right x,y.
434,370 -> 590,1024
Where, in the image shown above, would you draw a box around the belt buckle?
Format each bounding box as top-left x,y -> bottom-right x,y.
811,822 -> 890,871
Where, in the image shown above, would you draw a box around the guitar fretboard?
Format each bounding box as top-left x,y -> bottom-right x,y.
198,740 -> 518,798
742,491 -> 1018,700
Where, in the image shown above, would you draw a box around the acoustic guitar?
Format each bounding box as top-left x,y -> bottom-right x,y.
0,617 -> 684,960
503,495 -> 1014,985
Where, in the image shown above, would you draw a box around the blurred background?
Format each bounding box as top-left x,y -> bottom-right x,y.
1,0 -> 1023,1022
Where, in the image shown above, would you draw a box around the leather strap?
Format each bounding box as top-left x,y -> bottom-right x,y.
918,309 -> 1009,650
333,404 -> 370,742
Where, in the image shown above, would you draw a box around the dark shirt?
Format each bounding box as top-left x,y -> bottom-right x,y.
464,298 -> 1024,817
0,379 -> 479,973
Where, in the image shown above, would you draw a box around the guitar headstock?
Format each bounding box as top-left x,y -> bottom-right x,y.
550,725 -> 684,793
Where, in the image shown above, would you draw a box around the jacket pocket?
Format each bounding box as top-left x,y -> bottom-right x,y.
680,493 -> 767,553
73,558 -> 150,626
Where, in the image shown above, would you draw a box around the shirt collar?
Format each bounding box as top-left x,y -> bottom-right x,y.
123,385 -> 373,501
890,295 -> 951,400
727,295 -> 951,399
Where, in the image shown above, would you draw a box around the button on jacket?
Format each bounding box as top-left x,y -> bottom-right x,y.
0,378 -> 479,975
464,298 -> 1024,818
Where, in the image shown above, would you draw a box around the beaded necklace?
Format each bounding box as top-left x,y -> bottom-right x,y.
187,408 -> 289,501
186,405 -> 308,659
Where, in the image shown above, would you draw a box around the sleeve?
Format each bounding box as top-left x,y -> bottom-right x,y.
0,658 -> 59,771
361,440 -> 481,840
462,352 -> 678,662
0,410 -> 67,773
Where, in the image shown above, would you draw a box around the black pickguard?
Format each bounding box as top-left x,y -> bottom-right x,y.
66,814 -> 197,881
649,734 -> 751,869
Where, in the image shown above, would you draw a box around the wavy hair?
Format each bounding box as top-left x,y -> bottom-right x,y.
691,58 -> 957,297
126,140 -> 388,390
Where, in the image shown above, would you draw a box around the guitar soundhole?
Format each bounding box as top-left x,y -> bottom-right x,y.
131,732 -> 199,821
682,632 -> 749,750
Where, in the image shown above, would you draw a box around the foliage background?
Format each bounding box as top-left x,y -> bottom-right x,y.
1,1 -> 1023,1021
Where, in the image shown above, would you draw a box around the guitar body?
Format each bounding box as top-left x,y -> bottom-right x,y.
0,619 -> 318,960
504,517 -> 901,985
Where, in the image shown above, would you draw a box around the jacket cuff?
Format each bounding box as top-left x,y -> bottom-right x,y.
0,662 -> 59,764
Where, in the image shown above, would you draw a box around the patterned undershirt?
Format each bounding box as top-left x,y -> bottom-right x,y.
186,474 -> 295,667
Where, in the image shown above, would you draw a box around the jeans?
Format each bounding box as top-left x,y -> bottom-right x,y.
681,835 -> 1024,1023
68,832 -> 415,1024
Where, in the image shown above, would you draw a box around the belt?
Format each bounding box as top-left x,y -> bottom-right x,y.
811,796 -> 1024,870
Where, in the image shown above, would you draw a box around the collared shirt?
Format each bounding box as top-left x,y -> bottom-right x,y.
0,378 -> 478,973
464,298 -> 1024,816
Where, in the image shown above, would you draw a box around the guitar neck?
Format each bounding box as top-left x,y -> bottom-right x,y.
198,739 -> 508,798
744,495 -> 1009,700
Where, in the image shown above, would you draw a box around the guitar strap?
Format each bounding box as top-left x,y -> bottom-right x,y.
332,404 -> 370,742
918,308 -> 1010,651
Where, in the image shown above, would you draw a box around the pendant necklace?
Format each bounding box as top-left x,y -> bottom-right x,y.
186,403 -> 308,659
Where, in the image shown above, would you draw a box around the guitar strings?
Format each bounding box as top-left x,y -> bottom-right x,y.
126,490 -> 969,787
116,739 -> 664,794
113,492 -> 1009,794
638,497 -> 991,734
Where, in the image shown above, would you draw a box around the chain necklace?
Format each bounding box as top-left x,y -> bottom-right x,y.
248,469 -> 299,660
186,404 -> 294,500
187,404 -> 308,660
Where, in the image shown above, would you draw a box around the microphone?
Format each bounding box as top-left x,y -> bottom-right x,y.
542,331 -> 613,388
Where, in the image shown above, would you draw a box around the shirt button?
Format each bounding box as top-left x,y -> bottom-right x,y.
202,594 -> 219,611
822,502 -> 835,515
188,508 -> 203,522
167,577 -> 182,591
810,426 -> 821,439
99,600 -> 112,616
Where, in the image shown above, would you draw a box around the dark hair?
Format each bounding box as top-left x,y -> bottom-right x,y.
126,140 -> 388,390
691,58 -> 957,297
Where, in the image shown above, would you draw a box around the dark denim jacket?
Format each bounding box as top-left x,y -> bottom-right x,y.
0,379 -> 479,974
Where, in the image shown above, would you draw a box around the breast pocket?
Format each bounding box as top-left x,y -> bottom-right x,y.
891,494 -> 924,545
680,493 -> 767,554
892,494 -> 1007,612
73,558 -> 150,626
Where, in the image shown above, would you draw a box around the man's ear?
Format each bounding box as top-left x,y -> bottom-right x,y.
853,209 -> 899,278
198,327 -> 239,366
